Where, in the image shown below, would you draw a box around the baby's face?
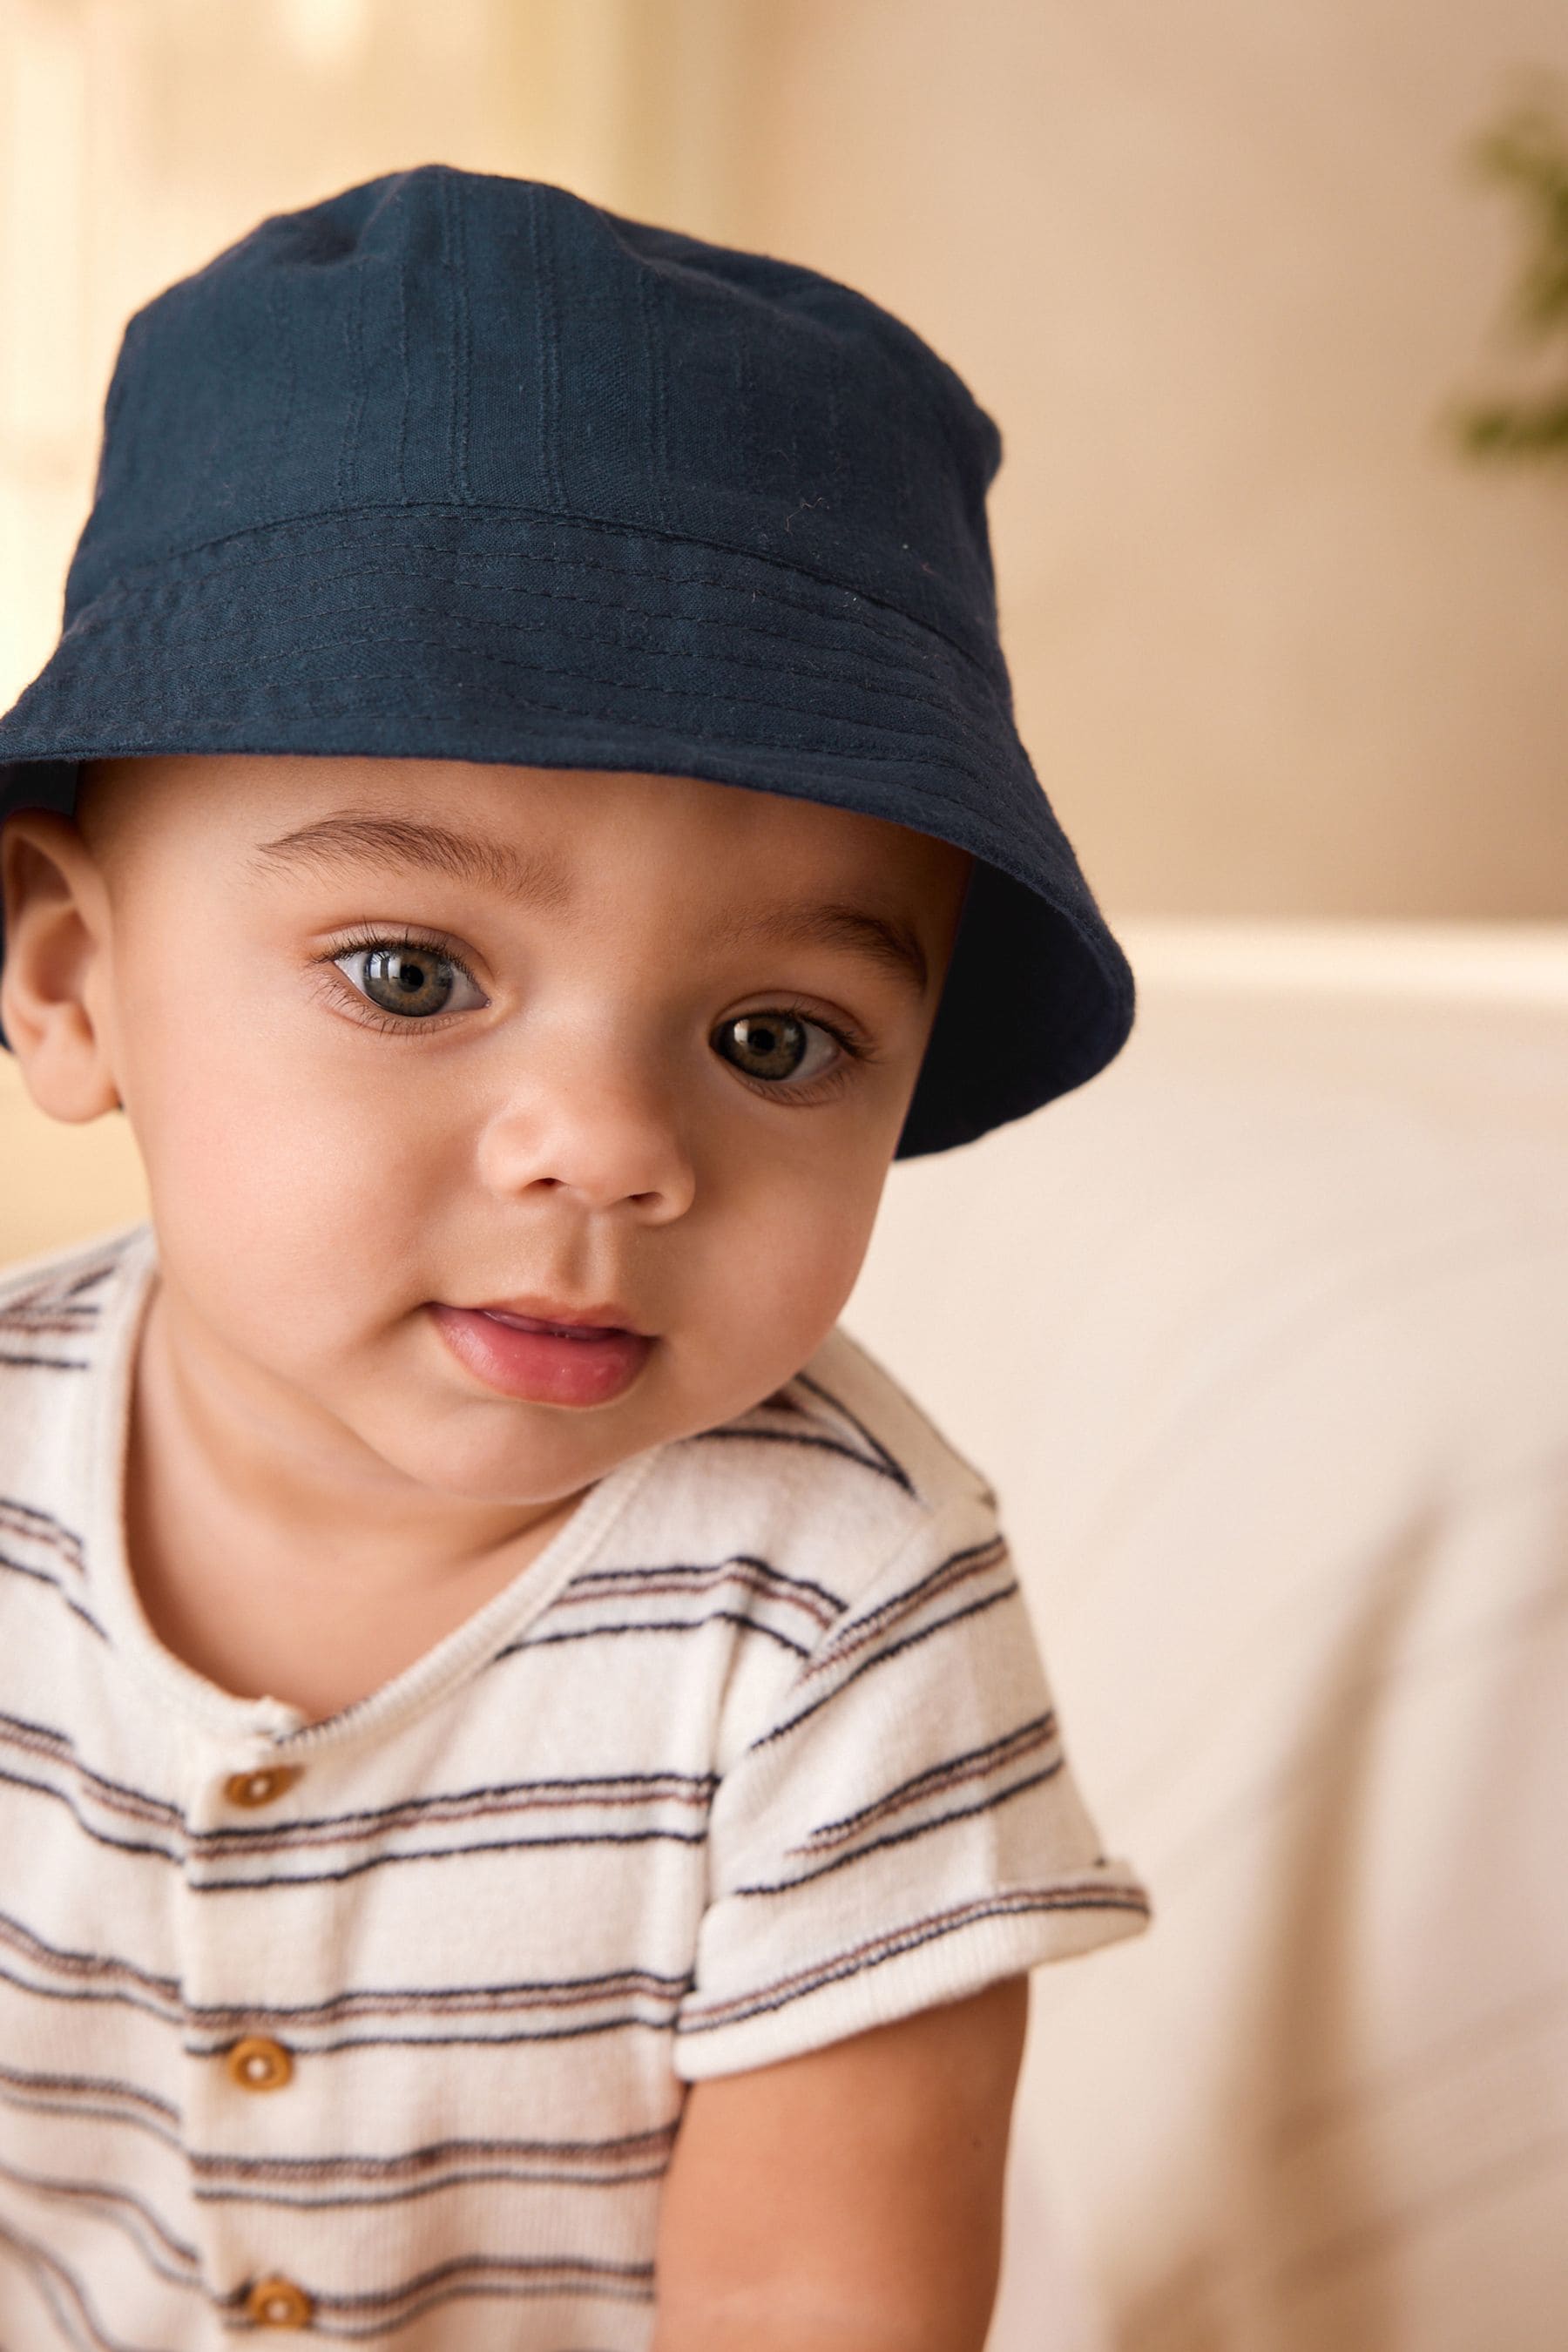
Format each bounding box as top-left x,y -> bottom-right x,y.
9,754 -> 969,1507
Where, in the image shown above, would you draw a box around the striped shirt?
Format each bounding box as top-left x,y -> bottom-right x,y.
0,1220 -> 1149,2349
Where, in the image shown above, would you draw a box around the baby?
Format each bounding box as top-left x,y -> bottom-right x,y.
0,169 -> 1149,2349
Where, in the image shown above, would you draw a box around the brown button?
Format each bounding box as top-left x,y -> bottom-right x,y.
246,2275 -> 313,2328
223,1766 -> 302,1808
226,2035 -> 294,2092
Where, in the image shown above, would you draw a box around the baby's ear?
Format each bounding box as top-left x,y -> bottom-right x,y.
0,808 -> 122,1122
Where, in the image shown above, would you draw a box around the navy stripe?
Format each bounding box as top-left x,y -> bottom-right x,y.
0,2058 -> 178,2125
497,1608 -> 812,1664
60,1261 -> 120,1298
0,1497 -> 86,1568
749,1583 -> 1019,1754
794,1368 -> 915,1493
559,1551 -> 846,1621
0,1707 -> 718,1848
0,1970 -> 681,2051
803,1536 -> 1008,1673
800,1711 -> 1057,1846
0,2153 -> 199,2271
0,1716 -> 181,1824
0,1768 -> 201,1869
0,2058 -> 673,2172
0,1762 -> 711,1886
0,1557 -> 106,1640
280,2245 -> 657,2324
679,1882 -> 1153,2036
182,2016 -> 678,2056
190,2154 -> 669,2208
733,1760 -> 1066,1894
683,1423 -> 909,1486
179,1820 -> 708,1894
0,2213 -> 208,2352
0,2075 -> 673,2207
0,1902 -> 691,2024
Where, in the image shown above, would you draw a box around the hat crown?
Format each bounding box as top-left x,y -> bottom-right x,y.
71,166 -> 1004,666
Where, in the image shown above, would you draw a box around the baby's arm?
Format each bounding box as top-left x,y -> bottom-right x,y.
649,1972 -> 1029,2352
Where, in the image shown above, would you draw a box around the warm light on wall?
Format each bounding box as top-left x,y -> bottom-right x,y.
276,0 -> 373,71
1,1 -> 1563,921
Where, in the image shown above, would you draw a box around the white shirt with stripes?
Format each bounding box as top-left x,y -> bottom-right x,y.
0,1220 -> 1149,2349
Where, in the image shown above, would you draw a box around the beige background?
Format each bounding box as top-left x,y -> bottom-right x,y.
3,11 -> 1566,2338
2,0 -> 1565,918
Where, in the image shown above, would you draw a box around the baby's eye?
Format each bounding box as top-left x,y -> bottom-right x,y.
332,938 -> 485,1022
712,1011 -> 841,1087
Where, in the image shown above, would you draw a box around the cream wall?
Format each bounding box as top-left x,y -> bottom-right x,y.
2,0 -> 1565,917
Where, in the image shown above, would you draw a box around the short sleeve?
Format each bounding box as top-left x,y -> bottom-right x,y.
672,1491 -> 1151,2079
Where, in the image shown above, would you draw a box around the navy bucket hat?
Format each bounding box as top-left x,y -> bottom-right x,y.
0,164 -> 1133,1155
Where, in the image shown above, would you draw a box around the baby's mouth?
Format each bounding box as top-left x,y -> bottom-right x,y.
428,1302 -> 653,1408
480,1309 -> 625,1342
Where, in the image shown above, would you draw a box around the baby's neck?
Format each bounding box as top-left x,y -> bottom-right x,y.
123,1279 -> 587,1723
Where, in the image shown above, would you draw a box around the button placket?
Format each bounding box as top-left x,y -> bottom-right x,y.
181,1734 -> 319,2326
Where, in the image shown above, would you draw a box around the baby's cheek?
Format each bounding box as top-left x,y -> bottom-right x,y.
137,1027 -> 409,1352
697,1175 -> 876,1391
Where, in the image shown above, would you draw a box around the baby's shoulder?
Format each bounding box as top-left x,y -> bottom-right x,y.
646,1325 -> 999,1627
789,1324 -> 996,1517
0,1220 -> 150,1462
0,1220 -> 148,1359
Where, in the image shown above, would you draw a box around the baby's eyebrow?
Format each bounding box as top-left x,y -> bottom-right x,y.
247,810 -> 929,995
246,811 -> 572,909
716,902 -> 930,997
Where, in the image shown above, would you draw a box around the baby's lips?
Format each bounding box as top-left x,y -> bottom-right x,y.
461,1290 -> 648,1336
429,1304 -> 653,1407
481,1310 -> 620,1342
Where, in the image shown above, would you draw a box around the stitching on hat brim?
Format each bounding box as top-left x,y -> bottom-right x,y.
64,499 -> 1004,687
71,543 -> 966,699
51,611 -> 998,772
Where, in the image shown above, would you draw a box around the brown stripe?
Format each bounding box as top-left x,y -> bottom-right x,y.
0,1902 -> 690,2031
0,1281 -> 110,1332
679,1882 -> 1152,2034
287,2245 -> 656,2326
0,2058 -> 179,2126
794,1368 -> 915,1493
749,1583 -> 1019,1754
734,1761 -> 1066,1894
0,1707 -> 716,1856
0,2056 -> 671,2168
0,2196 -> 659,2339
803,1536 -> 1009,1678
0,1499 -> 86,1574
0,1315 -> 100,1336
0,1714 -> 181,1832
0,1557 -> 106,1641
685,1424 -> 909,1487
0,2213 -> 219,2352
0,2063 -> 676,2203
794,1713 -> 1059,1852
503,1609 -> 811,1665
0,2153 -> 198,2272
558,1552 -> 844,1628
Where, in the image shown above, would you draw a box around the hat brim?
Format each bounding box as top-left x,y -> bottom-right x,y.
0,505 -> 1133,1155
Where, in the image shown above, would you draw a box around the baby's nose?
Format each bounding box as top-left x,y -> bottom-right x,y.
475,1061 -> 696,1223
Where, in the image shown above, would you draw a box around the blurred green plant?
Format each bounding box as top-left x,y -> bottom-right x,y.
1457,87 -> 1568,462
